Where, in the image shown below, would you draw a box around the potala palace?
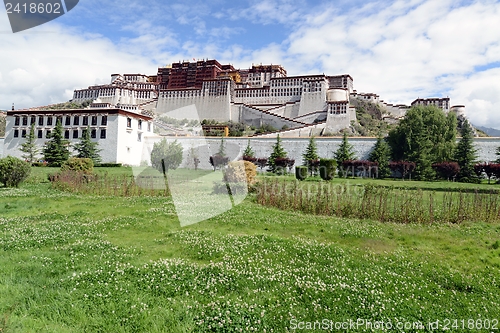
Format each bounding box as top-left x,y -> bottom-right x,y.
2,59 -> 469,165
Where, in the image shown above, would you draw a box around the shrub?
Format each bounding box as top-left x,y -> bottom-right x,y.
389,161 -> 416,180
295,166 -> 308,181
209,154 -> 229,171
61,158 -> 94,174
0,156 -> 31,187
432,162 -> 460,181
95,163 -> 122,168
274,158 -> 295,174
255,158 -> 268,171
341,160 -> 378,178
319,159 -> 337,180
224,161 -> 257,186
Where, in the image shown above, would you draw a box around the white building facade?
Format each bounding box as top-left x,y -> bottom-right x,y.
3,106 -> 154,166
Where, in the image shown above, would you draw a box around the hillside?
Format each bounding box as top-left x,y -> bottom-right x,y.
0,111 -> 6,137
351,100 -> 396,136
475,125 -> 500,137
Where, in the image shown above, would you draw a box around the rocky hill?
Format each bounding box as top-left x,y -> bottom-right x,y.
0,111 -> 6,137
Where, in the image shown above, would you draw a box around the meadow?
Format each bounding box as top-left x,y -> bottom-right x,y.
1,167 -> 500,332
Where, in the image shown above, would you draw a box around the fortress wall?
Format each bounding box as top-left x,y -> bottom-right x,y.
156,95 -> 231,122
234,95 -> 300,105
294,111 -> 327,124
324,113 -> 352,135
298,91 -> 327,117
239,105 -> 301,129
284,102 -> 301,119
140,137 -> 500,171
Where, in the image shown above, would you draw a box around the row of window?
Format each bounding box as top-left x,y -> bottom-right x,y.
14,115 -> 108,127
126,118 -> 151,131
14,128 -> 107,140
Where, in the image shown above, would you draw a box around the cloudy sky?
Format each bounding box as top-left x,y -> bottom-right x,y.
1,0 -> 499,128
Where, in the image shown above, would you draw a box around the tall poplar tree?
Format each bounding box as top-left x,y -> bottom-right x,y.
387,105 -> 457,180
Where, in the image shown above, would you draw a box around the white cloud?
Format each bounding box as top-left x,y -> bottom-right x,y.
279,0 -> 500,127
1,0 -> 500,131
0,19 -> 157,110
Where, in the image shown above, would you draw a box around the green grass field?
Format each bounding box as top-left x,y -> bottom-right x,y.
1,168 -> 500,332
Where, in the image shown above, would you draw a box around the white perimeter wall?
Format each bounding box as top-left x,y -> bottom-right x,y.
156,95 -> 232,122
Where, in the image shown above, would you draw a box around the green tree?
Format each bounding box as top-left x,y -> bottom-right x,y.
73,126 -> 101,164
387,105 -> 457,180
368,134 -> 391,178
151,139 -> 183,173
243,140 -> 255,158
19,123 -> 39,163
334,132 -> 356,166
454,119 -> 478,182
495,147 -> 500,163
302,136 -> 319,176
218,138 -> 226,157
43,120 -> 70,167
268,135 -> 287,173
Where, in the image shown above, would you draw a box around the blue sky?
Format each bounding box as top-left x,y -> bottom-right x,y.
1,0 -> 500,128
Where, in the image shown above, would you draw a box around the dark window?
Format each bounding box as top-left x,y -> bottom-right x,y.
73,130 -> 79,139
100,129 -> 106,139
14,130 -> 19,138
38,130 -> 43,139
46,130 -> 51,138
65,116 -> 71,126
138,119 -> 142,130
147,122 -> 151,132
64,130 -> 70,139
56,116 -> 62,125
83,116 -> 89,126
127,118 -> 132,128
14,117 -> 20,126
47,117 -> 53,126
73,116 -> 80,126
82,129 -> 88,138
22,117 -> 28,126
137,133 -> 142,142
22,130 -> 27,138
91,129 -> 96,139
38,116 -> 44,126
101,116 -> 107,126
30,116 -> 36,125
92,116 -> 98,126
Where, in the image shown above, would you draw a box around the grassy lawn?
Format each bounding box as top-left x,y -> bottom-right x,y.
1,169 -> 500,332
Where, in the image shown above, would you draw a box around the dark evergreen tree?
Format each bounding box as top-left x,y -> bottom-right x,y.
218,138 -> 226,157
243,140 -> 255,158
268,135 -> 288,173
454,119 -> 478,182
495,147 -> 500,163
368,134 -> 391,178
387,105 -> 457,180
19,123 -> 39,163
334,132 -> 356,167
302,136 -> 319,176
73,126 -> 101,164
43,119 -> 70,167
